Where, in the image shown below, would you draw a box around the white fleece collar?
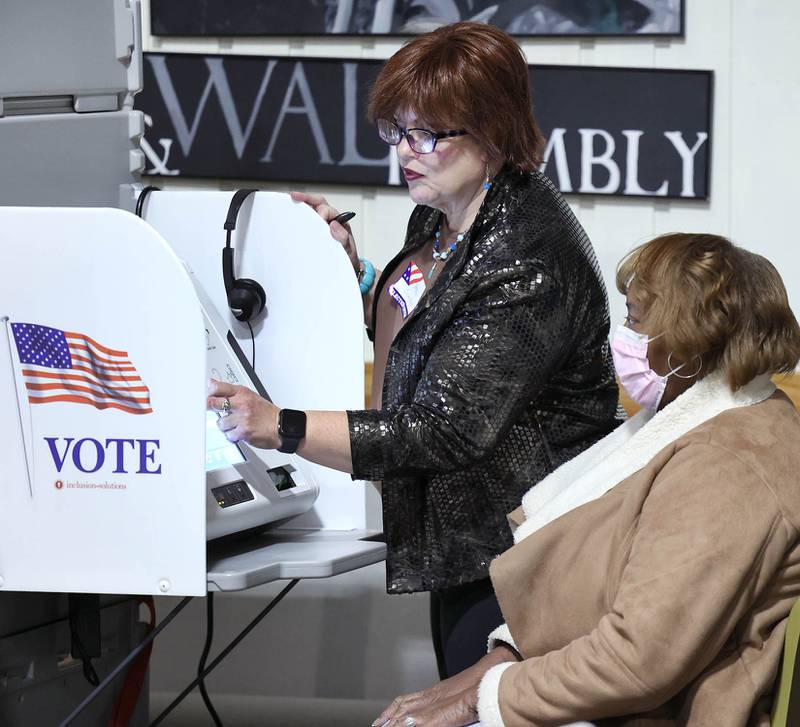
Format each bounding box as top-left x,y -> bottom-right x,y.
514,372 -> 775,544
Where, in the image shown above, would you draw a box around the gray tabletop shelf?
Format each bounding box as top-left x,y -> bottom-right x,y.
206,529 -> 386,592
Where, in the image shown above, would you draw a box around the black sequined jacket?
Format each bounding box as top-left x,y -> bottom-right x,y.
348,168 -> 619,594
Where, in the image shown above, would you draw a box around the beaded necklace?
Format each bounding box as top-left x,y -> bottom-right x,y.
429,225 -> 467,280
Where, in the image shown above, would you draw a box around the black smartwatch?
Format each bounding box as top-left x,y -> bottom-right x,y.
277,408 -> 307,454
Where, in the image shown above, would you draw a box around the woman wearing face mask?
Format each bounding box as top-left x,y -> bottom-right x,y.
376,233 -> 800,727
208,21 -> 620,678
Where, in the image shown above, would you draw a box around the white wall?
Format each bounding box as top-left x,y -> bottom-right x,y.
144,0 -> 800,706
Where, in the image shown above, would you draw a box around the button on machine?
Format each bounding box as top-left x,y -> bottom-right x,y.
211,480 -> 254,508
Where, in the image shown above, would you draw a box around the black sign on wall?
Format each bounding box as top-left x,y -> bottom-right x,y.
136,53 -> 712,200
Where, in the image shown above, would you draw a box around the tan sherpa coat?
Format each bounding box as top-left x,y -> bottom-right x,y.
479,389 -> 800,727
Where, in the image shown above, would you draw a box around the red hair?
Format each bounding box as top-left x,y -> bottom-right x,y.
368,22 -> 544,170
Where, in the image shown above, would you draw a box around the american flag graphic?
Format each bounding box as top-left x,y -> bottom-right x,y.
403,262 -> 424,285
10,322 -> 152,415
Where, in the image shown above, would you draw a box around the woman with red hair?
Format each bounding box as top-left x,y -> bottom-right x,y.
209,22 -> 618,678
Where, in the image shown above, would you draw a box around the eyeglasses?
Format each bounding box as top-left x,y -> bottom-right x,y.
377,119 -> 468,154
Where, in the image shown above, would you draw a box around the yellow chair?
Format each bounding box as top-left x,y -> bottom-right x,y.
771,598 -> 800,727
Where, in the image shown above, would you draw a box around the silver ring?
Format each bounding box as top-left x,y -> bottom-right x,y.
221,397 -> 232,416
404,717 -> 417,727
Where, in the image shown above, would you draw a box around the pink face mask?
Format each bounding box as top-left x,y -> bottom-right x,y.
611,324 -> 683,411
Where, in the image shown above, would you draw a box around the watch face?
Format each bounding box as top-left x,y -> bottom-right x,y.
279,409 -> 306,438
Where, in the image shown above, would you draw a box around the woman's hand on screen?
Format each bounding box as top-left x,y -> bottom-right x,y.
207,379 -> 280,450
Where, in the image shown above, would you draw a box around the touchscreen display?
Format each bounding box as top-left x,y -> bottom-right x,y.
206,410 -> 245,472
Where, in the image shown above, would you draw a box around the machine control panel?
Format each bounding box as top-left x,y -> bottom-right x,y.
211,481 -> 254,509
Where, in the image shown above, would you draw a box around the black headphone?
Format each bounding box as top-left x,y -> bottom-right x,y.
223,189 -> 266,323
134,185 -> 161,218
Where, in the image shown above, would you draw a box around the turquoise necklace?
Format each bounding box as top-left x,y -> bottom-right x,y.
429,225 -> 466,280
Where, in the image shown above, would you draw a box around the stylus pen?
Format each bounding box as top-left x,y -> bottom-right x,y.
333,211 -> 356,225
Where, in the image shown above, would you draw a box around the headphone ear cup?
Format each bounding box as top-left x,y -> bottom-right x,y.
228,278 -> 266,322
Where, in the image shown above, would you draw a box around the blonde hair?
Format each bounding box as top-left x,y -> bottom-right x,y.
616,233 -> 800,390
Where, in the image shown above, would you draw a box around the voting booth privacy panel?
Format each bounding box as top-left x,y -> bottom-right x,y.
141,190 -> 369,530
0,196 -> 369,599
0,207 -> 207,597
